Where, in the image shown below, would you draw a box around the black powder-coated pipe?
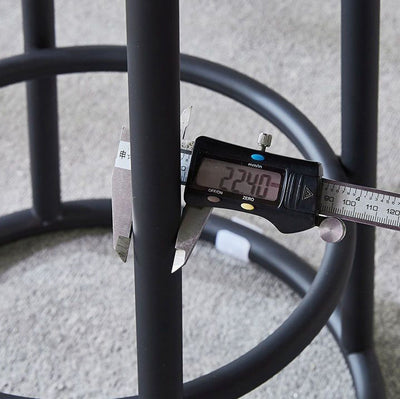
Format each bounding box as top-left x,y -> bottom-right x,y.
186,216 -> 355,399
0,200 -> 111,246
125,1 -> 183,398
0,46 -> 127,85
0,46 -> 371,397
0,47 -> 340,177
340,0 -> 379,348
340,1 -> 385,397
0,203 -> 353,399
22,0 -> 61,223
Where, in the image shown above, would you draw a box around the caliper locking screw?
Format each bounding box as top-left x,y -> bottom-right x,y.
258,132 -> 272,152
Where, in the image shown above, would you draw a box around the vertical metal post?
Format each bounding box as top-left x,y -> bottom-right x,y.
22,0 -> 61,223
125,1 -> 183,398
341,0 -> 379,353
341,0 -> 385,397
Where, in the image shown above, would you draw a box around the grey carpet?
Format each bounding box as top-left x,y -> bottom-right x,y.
0,0 -> 399,398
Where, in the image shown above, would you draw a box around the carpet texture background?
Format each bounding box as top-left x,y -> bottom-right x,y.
0,1 -> 399,398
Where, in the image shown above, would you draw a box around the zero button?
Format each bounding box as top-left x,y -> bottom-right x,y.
241,203 -> 254,211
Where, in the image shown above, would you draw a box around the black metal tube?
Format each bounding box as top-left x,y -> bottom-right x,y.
0,46 -> 127,86
341,0 -> 380,349
22,0 -> 61,223
184,222 -> 355,399
0,204 -> 354,399
125,1 -> 183,398
0,392 -> 34,399
0,203 -> 374,399
0,48 -> 380,397
0,47 -> 341,178
341,2 -> 385,397
0,199 -> 111,246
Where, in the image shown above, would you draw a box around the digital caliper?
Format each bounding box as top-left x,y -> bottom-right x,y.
112,108 -> 400,271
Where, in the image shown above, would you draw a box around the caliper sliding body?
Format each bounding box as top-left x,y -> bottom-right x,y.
112,109 -> 400,271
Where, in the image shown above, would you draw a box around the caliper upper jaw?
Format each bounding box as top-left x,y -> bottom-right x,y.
112,126 -> 133,262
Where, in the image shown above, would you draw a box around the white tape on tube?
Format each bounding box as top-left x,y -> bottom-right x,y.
215,229 -> 251,263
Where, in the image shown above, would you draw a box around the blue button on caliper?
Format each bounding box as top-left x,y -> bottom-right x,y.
251,153 -> 265,161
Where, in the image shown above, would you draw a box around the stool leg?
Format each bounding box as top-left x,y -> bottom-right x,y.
125,1 -> 183,398
22,0 -> 61,223
340,0 -> 385,397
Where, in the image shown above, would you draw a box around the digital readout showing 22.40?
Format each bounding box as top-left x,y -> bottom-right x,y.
196,158 -> 282,201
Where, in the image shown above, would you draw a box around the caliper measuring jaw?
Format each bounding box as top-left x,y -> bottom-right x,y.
112,126 -> 133,262
112,107 -> 194,264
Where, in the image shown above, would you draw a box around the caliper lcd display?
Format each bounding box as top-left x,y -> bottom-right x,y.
196,158 -> 282,201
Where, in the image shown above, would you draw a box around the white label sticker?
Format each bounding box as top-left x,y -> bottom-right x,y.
115,141 -> 131,170
215,230 -> 250,263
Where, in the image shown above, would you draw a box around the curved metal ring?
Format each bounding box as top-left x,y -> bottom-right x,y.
0,46 -> 356,399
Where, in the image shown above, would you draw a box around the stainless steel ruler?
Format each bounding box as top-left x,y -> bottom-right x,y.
319,179 -> 400,231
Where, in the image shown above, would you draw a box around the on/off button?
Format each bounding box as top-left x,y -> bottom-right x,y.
207,196 -> 221,203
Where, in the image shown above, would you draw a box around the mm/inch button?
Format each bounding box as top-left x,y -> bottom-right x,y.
251,154 -> 265,161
